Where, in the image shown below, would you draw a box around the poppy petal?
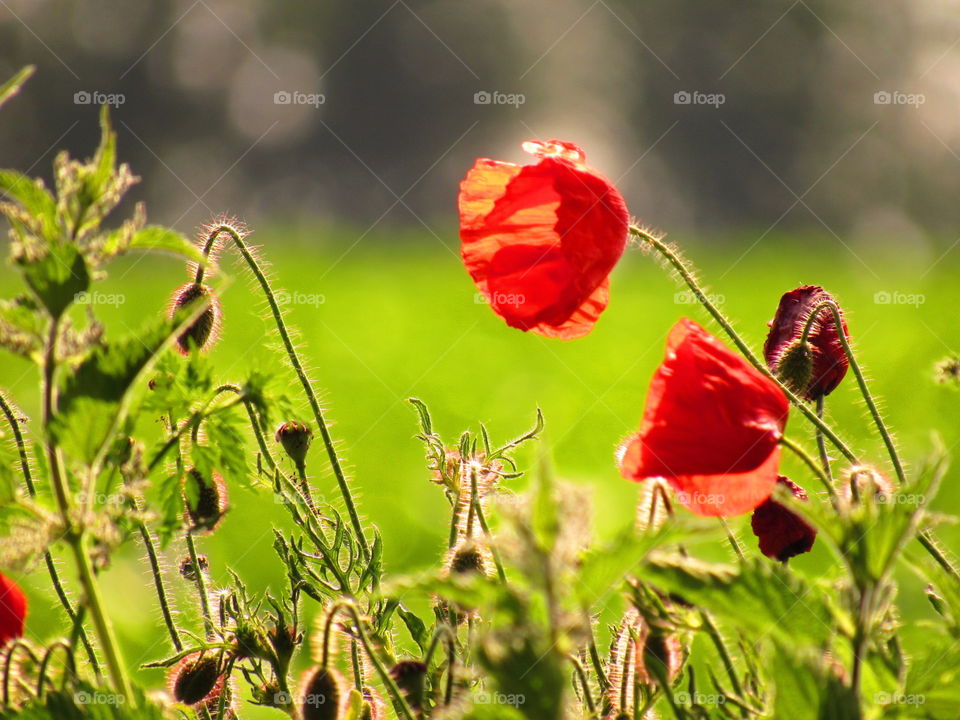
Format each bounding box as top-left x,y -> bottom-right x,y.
670,448 -> 782,517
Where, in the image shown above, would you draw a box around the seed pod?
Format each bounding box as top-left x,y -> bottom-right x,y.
182,467 -> 228,532
390,660 -> 427,710
170,282 -> 221,354
276,421 -> 313,466
296,666 -> 346,720
169,653 -> 221,706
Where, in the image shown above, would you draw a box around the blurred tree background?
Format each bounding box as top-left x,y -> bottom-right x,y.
2,0 -> 959,245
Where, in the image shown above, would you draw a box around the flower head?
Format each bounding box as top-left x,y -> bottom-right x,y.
764,286 -> 848,401
459,140 -> 629,339
168,653 -> 223,708
750,476 -> 817,561
170,282 -> 222,355
0,572 -> 26,647
619,319 -> 789,516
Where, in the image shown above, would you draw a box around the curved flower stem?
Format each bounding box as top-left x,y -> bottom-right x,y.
199,223 -> 369,558
780,436 -> 836,500
629,226 -> 858,464
322,602 -> 417,720
800,300 -> 906,486
815,397 -> 834,486
41,318 -> 133,704
567,654 -> 598,718
0,392 -> 100,672
138,518 -> 182,652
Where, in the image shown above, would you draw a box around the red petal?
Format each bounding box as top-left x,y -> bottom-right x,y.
670,447 -> 783,516
620,319 -> 788,480
0,572 -> 26,646
751,477 -> 817,559
459,142 -> 628,339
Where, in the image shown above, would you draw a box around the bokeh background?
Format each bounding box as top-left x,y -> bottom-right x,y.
2,0 -> 960,715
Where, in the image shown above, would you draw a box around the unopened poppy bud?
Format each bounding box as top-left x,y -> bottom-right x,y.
640,631 -> 682,686
233,622 -> 272,660
276,421 -> 313,466
270,623 -> 297,665
169,653 -> 221,706
389,660 -> 427,709
775,339 -> 814,396
296,666 -> 346,720
170,282 -> 221,355
449,542 -> 488,575
841,465 -> 893,504
182,468 -> 228,532
179,553 -> 208,581
751,476 -> 817,561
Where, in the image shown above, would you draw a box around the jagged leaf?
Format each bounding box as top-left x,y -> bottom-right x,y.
19,244 -> 90,318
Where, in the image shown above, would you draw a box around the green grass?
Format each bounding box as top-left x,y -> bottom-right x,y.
2,225 -> 959,709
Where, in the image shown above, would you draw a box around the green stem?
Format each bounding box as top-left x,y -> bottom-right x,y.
629,226 -> 858,464
815,397 -> 834,485
138,520 -> 182,651
567,654 -> 598,718
201,224 -> 369,558
41,317 -> 133,703
423,625 -> 457,706
185,531 -> 214,635
780,436 -> 836,500
700,612 -> 746,715
801,299 -> 906,486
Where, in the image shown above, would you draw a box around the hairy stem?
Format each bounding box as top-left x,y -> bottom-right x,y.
815,397 -> 835,486
629,226 -> 858,463
200,223 -> 368,558
780,436 -> 836,500
185,531 -> 214,635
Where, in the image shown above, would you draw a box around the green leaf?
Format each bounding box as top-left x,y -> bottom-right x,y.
0,169 -> 57,240
398,604 -> 428,652
20,243 -> 90,318
771,647 -> 860,720
0,66 -> 34,111
101,225 -> 204,265
641,554 -> 845,648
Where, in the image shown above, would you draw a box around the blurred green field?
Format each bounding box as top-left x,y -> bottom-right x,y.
2,225 -> 959,710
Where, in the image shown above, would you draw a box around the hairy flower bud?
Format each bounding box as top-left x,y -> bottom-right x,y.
169,653 -> 221,706
182,467 -> 228,532
296,666 -> 346,720
170,282 -> 221,355
841,465 -> 893,505
750,477 -> 817,561
276,421 -> 313,466
390,660 -> 427,710
774,339 -> 814,396
448,541 -> 488,576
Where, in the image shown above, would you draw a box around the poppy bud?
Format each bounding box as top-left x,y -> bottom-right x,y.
233,622 -> 272,660
390,660 -> 427,710
296,666 -> 346,720
926,584 -> 948,618
270,624 -> 297,666
0,572 -> 27,647
182,468 -> 228,532
764,286 -> 849,401
750,477 -> 817,561
170,282 -> 221,355
774,339 -> 814,396
640,630 -> 682,686
448,541 -> 488,576
179,553 -> 208,581
169,653 -> 221,706
276,421 -> 313,466
841,465 -> 893,504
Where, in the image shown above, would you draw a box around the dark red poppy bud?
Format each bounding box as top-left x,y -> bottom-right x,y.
276,421 -> 313,466
764,286 -> 849,401
390,660 -> 427,709
179,553 -> 208,581
0,572 -> 27,647
170,282 -> 221,355
751,477 -> 817,561
296,666 -> 346,720
182,467 -> 228,532
169,653 -> 221,705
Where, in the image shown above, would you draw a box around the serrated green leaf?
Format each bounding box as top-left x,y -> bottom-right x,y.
19,243 -> 90,318
101,225 -> 204,265
398,604 -> 428,652
0,170 -> 57,231
771,647 -> 859,720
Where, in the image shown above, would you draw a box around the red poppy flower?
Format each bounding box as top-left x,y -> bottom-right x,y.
619,319 -> 789,516
751,476 -> 817,561
0,572 -> 27,647
763,286 -> 849,401
459,140 -> 629,339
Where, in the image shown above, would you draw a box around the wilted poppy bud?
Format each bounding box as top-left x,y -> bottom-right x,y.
296,666 -> 346,720
179,553 -> 208,581
841,465 -> 893,504
169,653 -> 221,706
390,660 -> 427,709
0,572 -> 27,647
764,286 -> 848,401
170,282 -> 221,355
448,541 -> 488,576
750,477 -> 817,561
276,421 -> 313,466
182,468 -> 228,532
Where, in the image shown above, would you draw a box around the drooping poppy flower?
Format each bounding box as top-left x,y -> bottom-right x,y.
750,476 -> 817,561
459,140 -> 629,339
0,572 -> 27,647
619,319 -> 789,516
763,286 -> 849,401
